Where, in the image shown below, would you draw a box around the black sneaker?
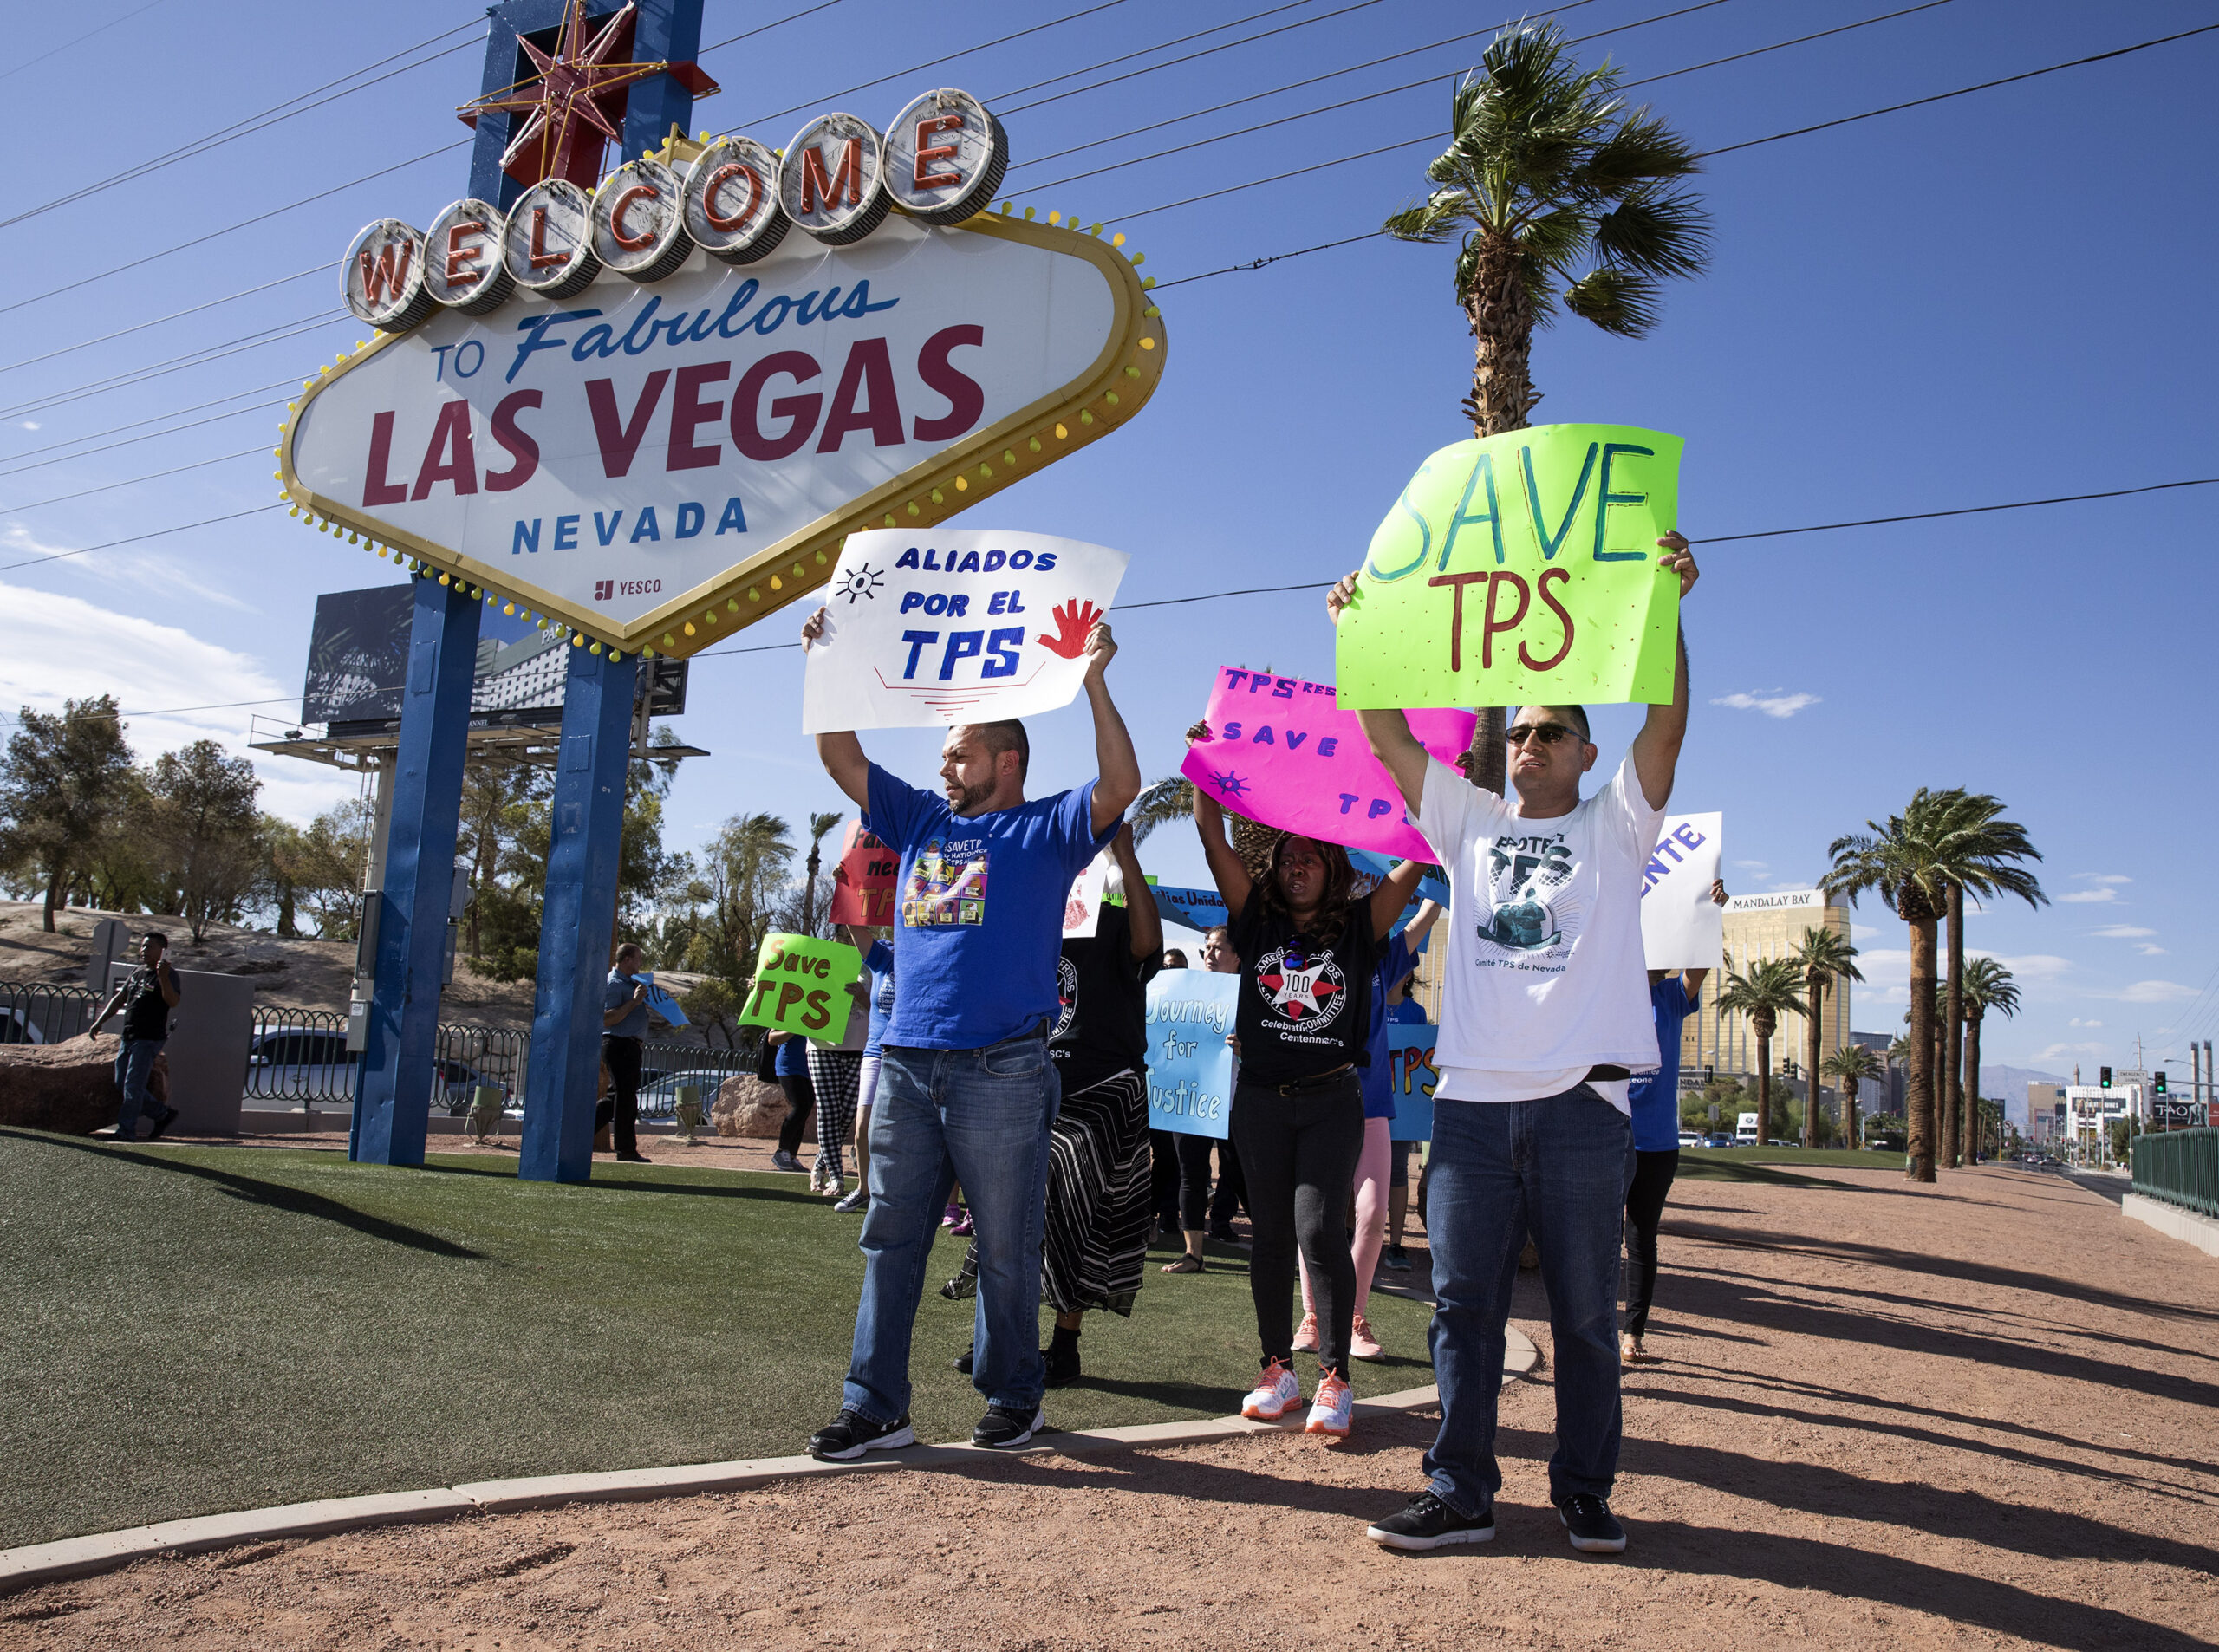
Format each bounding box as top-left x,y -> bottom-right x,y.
1557,1493 -> 1627,1553
1365,1490 -> 1495,1551
146,1106 -> 179,1141
1043,1340 -> 1081,1388
940,1272 -> 976,1301
953,1345 -> 975,1376
1207,1221 -> 1240,1245
806,1408 -> 915,1462
972,1403 -> 1043,1449
1382,1244 -> 1411,1272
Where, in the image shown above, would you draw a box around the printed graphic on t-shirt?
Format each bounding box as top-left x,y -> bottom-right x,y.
1255,945 -> 1349,1030
1055,954 -> 1079,1038
902,837 -> 987,927
1472,830 -> 1591,970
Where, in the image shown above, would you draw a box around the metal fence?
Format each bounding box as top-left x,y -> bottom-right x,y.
0,980 -> 103,1045
636,1040 -> 754,1120
2131,1126 -> 2218,1219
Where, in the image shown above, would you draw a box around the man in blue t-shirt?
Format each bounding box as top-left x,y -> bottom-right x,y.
797,604 -> 1138,1459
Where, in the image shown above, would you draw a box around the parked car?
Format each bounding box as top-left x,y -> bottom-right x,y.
245,1026 -> 509,1113
1676,1130 -> 1702,1148
637,1068 -> 739,1116
0,1006 -> 47,1044
1705,1132 -> 1735,1148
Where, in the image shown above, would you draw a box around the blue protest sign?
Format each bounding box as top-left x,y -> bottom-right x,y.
1143,971 -> 1238,1138
1152,883 -> 1229,934
640,973 -> 689,1027
1348,849 -> 1449,909
1387,1022 -> 1440,1142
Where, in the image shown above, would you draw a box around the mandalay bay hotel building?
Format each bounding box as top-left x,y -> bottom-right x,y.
1680,890 -> 1856,1090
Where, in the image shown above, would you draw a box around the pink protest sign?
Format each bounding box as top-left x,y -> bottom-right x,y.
1180,667 -> 1475,859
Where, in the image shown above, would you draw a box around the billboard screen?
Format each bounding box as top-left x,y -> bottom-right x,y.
302,585 -> 687,734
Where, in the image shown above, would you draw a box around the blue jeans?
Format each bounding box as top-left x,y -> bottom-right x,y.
1423,1084 -> 1634,1512
843,1031 -> 1058,1423
113,1037 -> 166,1138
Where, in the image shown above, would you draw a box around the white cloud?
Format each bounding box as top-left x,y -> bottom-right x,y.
16,420 -> 39,431
2135,943 -> 2169,957
2076,875 -> 2131,886
2091,925 -> 2156,939
2034,1041 -> 2107,1064
1851,922 -> 1883,940
2057,888 -> 2118,904
2069,1018 -> 2103,1028
1973,951 -> 2073,982
1711,690 -> 1819,719
2092,980 -> 2199,1005
0,581 -> 351,824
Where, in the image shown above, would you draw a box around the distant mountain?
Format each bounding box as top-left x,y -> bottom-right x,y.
1984,1064 -> 2069,1127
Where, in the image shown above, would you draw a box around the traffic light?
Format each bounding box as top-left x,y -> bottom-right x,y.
2154,1070 -> 2167,1096
2100,1066 -> 2112,1089
1702,1064 -> 1715,1084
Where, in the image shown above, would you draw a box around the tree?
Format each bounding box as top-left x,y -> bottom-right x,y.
140,740 -> 264,942
0,697 -> 138,931
1384,19 -> 1707,788
1822,1043 -> 1884,1150
799,810 -> 844,937
1713,957 -> 1804,1142
1822,789 -> 2046,1183
457,758 -> 533,959
1130,776 -> 1194,844
1789,924 -> 1863,1148
1960,956 -> 2019,1163
698,811 -> 795,1006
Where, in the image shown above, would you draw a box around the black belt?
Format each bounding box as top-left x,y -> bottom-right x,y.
603,1033 -> 642,1044
1270,1063 -> 1356,1097
1585,1064 -> 1629,1082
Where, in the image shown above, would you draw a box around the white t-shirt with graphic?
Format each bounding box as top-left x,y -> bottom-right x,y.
1415,754 -> 1666,1114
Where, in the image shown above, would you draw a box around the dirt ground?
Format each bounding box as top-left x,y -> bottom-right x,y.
5,1163 -> 2215,1651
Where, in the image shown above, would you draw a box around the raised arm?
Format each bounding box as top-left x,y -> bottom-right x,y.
1325,571 -> 1428,814
1366,858 -> 1426,945
1630,535 -> 1698,810
1192,784 -> 1254,922
1402,895 -> 1444,952
1082,621 -> 1141,835
800,606 -> 870,810
1110,822 -> 1162,961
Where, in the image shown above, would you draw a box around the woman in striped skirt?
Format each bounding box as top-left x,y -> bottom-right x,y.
805,925 -> 874,1198
948,824 -> 1163,1386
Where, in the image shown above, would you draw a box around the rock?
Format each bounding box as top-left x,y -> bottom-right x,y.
0,1034 -> 120,1134
711,1075 -> 810,1141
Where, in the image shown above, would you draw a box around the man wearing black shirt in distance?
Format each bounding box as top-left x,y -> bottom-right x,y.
90,931 -> 182,1141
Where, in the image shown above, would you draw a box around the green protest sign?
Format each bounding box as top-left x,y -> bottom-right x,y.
1334,423 -> 1683,708
740,932 -> 865,1042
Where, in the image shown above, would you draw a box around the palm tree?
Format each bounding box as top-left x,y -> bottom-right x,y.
1822,1043 -> 1884,1151
1789,924 -> 1863,1148
800,810 -> 843,935
1714,957 -> 1805,1144
1822,789 -> 2046,1183
1960,956 -> 2020,1162
1384,20 -> 1708,789
1130,776 -> 1194,845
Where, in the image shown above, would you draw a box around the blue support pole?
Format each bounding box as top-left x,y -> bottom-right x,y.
619,0 -> 706,160
352,576 -> 482,1167
517,647 -> 640,1184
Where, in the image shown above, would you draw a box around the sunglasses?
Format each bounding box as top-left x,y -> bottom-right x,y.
1506,723 -> 1581,747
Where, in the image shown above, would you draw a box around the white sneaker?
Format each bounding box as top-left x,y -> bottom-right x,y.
1292,1311 -> 1319,1352
1241,1358 -> 1304,1421
1305,1373 -> 1354,1438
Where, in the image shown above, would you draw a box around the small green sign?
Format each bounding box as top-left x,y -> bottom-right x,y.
1334,423 -> 1683,709
741,932 -> 865,1042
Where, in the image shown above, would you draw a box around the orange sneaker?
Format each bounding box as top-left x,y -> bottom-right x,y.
1350,1313 -> 1384,1362
1292,1311 -> 1319,1352
1241,1358 -> 1304,1421
1305,1373 -> 1354,1438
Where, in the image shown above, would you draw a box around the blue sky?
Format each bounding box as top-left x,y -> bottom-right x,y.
4,0 -> 2216,1079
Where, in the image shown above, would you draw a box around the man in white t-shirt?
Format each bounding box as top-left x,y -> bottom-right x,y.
1332,533 -> 1699,1558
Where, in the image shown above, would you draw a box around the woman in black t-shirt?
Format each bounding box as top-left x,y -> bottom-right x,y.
1194,783 -> 1421,1438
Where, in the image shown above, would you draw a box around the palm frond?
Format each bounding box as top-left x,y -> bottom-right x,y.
1129,776 -> 1195,846
1561,266 -> 1662,336
1589,188 -> 1710,280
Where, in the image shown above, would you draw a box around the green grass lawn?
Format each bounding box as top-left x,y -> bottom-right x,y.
0,1128 -> 1435,1549
1669,1145 -> 1900,1186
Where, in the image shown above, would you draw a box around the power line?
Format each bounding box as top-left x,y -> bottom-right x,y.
0,20 -> 485,232
987,0 -> 1327,107
1691,19 -> 2219,158
699,0 -> 849,55
0,504 -> 283,574
0,387 -> 294,478
0,263 -> 335,378
0,445 -> 267,515
0,0 -> 171,84
0,313 -> 346,425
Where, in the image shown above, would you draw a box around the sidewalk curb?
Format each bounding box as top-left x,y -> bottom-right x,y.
1,1331 -> 1536,1595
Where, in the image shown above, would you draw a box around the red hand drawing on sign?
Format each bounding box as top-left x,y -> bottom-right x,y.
1037,600 -> 1102,660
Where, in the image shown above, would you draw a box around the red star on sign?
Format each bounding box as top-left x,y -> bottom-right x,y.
459,0 -> 719,191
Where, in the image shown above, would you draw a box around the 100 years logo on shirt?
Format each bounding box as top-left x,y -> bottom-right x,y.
1255,946 -> 1349,1031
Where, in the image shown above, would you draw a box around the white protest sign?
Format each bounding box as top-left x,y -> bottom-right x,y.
1638,811 -> 1723,969
1063,849 -> 1110,938
802,528 -> 1128,732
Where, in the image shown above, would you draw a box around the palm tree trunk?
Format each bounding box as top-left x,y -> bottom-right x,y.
1467,711 -> 1506,796
42,865 -> 62,933
1805,984 -> 1825,1148
1754,1024 -> 1773,1141
803,843 -> 821,935
1943,883 -> 1965,1169
1462,232 -> 1540,440
1965,1010 -> 1984,1163
1845,1076 -> 1859,1154
1905,914 -> 1938,1182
